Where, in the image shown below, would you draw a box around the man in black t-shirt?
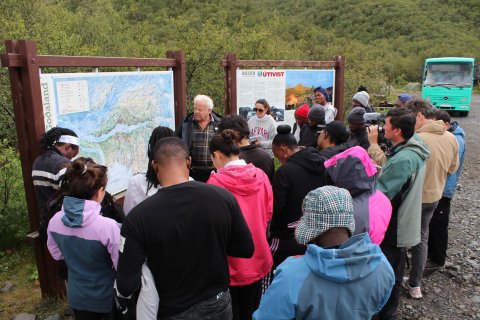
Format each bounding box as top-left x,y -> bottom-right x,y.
116,137 -> 254,319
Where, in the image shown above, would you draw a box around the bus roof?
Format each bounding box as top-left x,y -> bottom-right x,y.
426,57 -> 475,64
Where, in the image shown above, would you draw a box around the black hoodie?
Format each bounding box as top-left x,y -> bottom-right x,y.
270,147 -> 328,239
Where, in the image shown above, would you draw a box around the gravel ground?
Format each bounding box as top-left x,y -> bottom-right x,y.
398,95 -> 480,319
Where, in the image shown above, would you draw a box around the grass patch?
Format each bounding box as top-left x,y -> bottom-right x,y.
0,246 -> 70,319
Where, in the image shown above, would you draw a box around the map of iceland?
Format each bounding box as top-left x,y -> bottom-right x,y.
40,71 -> 175,195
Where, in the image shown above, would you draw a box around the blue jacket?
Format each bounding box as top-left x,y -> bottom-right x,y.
253,233 -> 395,320
443,122 -> 465,198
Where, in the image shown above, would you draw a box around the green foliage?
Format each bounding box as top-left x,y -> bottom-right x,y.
0,140 -> 28,249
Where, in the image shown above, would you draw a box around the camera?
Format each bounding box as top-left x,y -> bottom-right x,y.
364,113 -> 390,151
249,136 -> 258,145
363,113 -> 386,132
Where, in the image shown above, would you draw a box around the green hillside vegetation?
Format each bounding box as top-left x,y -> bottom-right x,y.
0,0 -> 479,247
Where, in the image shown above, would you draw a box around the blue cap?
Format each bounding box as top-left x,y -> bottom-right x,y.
398,94 -> 412,103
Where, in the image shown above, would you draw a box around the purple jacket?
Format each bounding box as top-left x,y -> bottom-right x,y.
47,196 -> 120,313
324,146 -> 392,244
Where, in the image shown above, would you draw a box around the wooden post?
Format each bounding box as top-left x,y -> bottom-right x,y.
2,40 -> 186,297
334,56 -> 346,120
223,53 -> 237,115
3,40 -> 66,297
167,51 -> 187,129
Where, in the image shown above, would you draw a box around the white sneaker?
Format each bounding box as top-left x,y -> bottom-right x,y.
402,277 -> 423,299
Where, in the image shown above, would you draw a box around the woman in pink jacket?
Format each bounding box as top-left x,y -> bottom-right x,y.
207,129 -> 273,320
324,146 -> 392,244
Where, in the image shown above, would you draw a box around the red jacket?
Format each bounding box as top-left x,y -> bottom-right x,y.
208,161 -> 273,286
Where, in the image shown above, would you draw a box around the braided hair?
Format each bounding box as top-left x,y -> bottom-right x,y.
39,127 -> 78,151
145,126 -> 175,193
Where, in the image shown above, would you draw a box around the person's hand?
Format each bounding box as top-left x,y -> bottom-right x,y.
255,139 -> 261,146
367,125 -> 379,145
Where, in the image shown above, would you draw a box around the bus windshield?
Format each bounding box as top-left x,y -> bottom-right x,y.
424,62 -> 473,87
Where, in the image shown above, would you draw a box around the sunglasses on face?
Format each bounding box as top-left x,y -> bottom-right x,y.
253,108 -> 265,113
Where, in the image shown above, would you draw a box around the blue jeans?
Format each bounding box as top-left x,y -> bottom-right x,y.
162,290 -> 232,320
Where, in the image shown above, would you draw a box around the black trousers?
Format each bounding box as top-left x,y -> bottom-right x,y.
377,245 -> 407,320
428,196 -> 451,266
230,279 -> 263,320
73,309 -> 110,320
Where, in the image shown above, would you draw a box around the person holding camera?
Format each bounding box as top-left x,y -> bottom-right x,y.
367,108 -> 429,320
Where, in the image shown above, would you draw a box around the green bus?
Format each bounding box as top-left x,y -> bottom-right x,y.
422,57 -> 474,116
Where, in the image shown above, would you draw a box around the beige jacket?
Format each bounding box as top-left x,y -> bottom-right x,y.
417,120 -> 459,203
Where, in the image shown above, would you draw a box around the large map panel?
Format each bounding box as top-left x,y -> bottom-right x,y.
40,71 -> 175,195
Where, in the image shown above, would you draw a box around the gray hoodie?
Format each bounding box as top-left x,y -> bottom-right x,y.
248,114 -> 277,156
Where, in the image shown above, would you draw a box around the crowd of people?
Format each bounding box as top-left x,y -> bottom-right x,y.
32,89 -> 466,320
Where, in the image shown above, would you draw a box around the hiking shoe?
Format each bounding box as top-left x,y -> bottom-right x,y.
425,260 -> 444,270
402,277 -> 423,299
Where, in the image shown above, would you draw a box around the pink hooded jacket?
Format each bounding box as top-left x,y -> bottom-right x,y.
324,146 -> 392,244
208,161 -> 273,286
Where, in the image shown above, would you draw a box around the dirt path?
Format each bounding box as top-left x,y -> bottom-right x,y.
398,95 -> 480,319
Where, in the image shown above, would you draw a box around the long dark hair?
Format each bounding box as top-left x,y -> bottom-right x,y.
39,127 -> 77,151
145,126 -> 175,193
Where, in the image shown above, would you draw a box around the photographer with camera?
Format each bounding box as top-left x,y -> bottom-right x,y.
367,108 -> 430,319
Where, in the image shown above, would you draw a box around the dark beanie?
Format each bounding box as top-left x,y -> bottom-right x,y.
314,87 -> 328,100
347,107 -> 366,124
308,106 -> 326,124
325,121 -> 349,144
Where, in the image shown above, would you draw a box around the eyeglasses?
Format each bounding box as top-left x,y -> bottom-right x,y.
253,108 -> 265,113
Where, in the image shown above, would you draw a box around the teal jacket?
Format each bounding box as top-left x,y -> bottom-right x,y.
378,134 -> 429,247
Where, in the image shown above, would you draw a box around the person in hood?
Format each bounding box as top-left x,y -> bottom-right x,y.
267,125 -> 329,288
403,100 -> 458,299
248,98 -> 277,157
207,129 -> 273,320
324,146 -> 392,244
428,109 -> 466,269
47,158 -> 120,319
175,94 -> 221,182
253,186 -> 395,320
367,108 -> 429,319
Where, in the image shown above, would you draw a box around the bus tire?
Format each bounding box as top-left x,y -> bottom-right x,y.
460,111 -> 469,117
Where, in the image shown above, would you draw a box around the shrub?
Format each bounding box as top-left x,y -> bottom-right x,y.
0,139 -> 29,249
